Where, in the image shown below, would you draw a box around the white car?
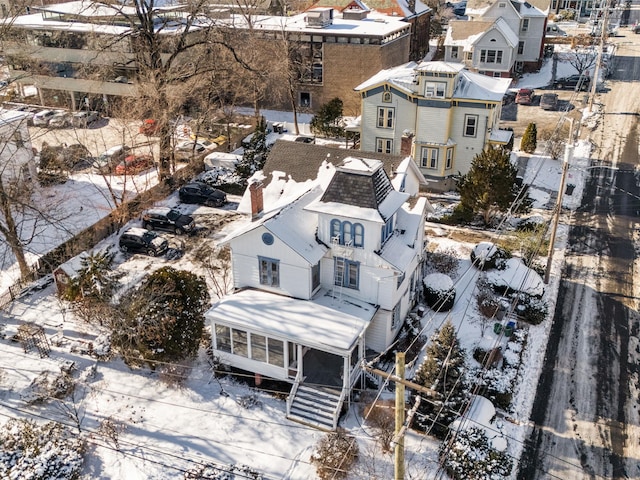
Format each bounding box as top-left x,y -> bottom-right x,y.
32,110 -> 57,127
72,111 -> 100,128
174,140 -> 216,161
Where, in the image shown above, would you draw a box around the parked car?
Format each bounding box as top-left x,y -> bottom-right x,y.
540,93 -> 559,111
72,111 -> 100,128
142,207 -> 196,234
634,24 -> 640,34
32,109 -> 57,126
139,118 -> 159,136
448,0 -> 466,15
174,140 -> 216,161
554,74 -> 590,90
294,136 -> 315,143
189,133 -> 227,146
93,145 -> 131,173
119,227 -> 168,256
545,22 -> 568,37
515,88 -> 534,105
114,154 -> 155,175
178,182 -> 227,207
49,112 -> 72,128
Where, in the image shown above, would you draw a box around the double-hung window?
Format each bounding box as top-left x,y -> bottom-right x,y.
446,148 -> 453,169
259,256 -> 279,287
425,82 -> 446,98
376,138 -> 393,154
421,147 -> 439,169
464,115 -> 478,137
518,41 -> 525,55
377,107 -> 394,128
335,257 -> 360,289
480,49 -> 503,64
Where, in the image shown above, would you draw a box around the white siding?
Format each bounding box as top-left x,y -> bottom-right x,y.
451,106 -> 490,174
415,106 -> 451,145
360,90 -> 416,155
230,227 -> 313,299
366,310 -> 393,352
473,31 -> 513,72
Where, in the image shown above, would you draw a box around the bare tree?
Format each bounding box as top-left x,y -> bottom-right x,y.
558,47 -> 597,76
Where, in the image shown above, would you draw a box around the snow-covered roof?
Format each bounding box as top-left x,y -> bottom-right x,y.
0,110 -> 30,126
206,288 -> 376,351
454,69 -> 512,101
490,128 -> 513,144
308,0 -> 431,18
355,61 -> 510,102
379,197 -> 427,270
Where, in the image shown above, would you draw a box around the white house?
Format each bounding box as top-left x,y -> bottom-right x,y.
205,143 -> 429,430
444,0 -> 549,76
354,61 -> 512,191
0,109 -> 37,185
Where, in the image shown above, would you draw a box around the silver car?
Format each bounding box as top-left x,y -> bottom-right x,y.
72,111 -> 100,128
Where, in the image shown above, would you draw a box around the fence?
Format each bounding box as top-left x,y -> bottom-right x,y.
0,162 -> 204,311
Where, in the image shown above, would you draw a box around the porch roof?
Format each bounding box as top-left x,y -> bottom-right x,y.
206,289 -> 377,352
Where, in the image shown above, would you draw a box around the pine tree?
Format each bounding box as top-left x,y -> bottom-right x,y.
237,116 -> 269,178
310,97 -> 345,138
457,146 -> 532,225
520,122 -> 537,154
113,267 -> 210,364
411,320 -> 467,438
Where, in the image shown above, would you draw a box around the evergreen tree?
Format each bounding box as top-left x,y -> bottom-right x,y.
411,320 -> 467,438
457,146 -> 532,225
237,116 -> 269,178
310,97 -> 345,138
520,122 -> 537,154
440,426 -> 513,479
63,249 -> 120,303
113,267 -> 210,364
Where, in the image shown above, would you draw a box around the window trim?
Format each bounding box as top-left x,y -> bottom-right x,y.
446,148 -> 453,169
424,81 -> 446,98
258,256 -> 280,287
521,18 -> 529,31
517,40 -> 525,55
421,147 -> 439,169
464,114 -> 478,137
377,107 -> 395,129
335,257 -> 360,290
376,137 -> 393,154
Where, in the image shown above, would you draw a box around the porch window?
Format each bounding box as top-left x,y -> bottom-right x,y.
268,338 -> 284,367
259,256 -> 279,287
216,325 -> 231,353
351,347 -> 359,368
251,334 -> 267,362
232,329 -> 248,357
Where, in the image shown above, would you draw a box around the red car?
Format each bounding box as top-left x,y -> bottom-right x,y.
115,155 -> 155,175
515,88 -> 534,105
139,119 -> 159,136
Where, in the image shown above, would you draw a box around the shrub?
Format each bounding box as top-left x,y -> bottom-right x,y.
423,273 -> 456,312
441,426 -> 512,480
363,399 -> 395,452
520,122 -> 537,154
311,430 -> 359,480
470,242 -> 511,270
0,419 -> 85,480
514,293 -> 548,325
425,247 -> 460,277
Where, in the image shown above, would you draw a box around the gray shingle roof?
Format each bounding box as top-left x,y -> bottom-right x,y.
320,162 -> 394,208
262,140 -> 407,188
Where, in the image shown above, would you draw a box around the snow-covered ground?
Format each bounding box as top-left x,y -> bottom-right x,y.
0,49 -> 607,478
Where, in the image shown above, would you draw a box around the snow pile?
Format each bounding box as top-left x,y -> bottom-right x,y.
472,242 -> 498,262
423,272 -> 454,293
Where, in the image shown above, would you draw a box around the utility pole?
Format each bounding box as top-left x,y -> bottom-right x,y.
544,119 -> 574,284
587,0 -> 610,111
363,354 -> 438,480
394,352 -> 406,480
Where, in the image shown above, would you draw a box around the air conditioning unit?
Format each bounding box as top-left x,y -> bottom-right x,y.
425,92 -> 434,97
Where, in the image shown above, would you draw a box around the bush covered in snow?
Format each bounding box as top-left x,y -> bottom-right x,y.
184,462 -> 263,479
311,430 -> 359,479
0,419 -> 84,480
513,292 -> 548,325
423,273 -> 456,312
470,242 -> 510,271
440,426 -> 512,479
424,247 -> 460,277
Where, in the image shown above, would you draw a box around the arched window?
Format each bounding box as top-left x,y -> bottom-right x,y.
353,223 -> 364,247
330,219 -> 341,243
342,221 -> 353,245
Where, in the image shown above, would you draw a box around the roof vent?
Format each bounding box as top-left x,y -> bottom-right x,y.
306,8 -> 334,28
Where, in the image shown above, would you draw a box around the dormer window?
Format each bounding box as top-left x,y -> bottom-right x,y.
331,219 -> 364,247
425,82 -> 446,98
380,216 -> 394,244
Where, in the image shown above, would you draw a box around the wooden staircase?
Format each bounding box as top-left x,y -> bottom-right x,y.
287,385 -> 343,431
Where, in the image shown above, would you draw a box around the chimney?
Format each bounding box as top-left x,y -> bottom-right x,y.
400,132 -> 414,155
249,181 -> 264,218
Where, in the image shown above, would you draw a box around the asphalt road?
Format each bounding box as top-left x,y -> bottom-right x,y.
518,26 -> 640,480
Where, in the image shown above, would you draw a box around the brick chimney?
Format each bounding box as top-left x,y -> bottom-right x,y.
249,181 -> 264,218
400,132 -> 414,156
